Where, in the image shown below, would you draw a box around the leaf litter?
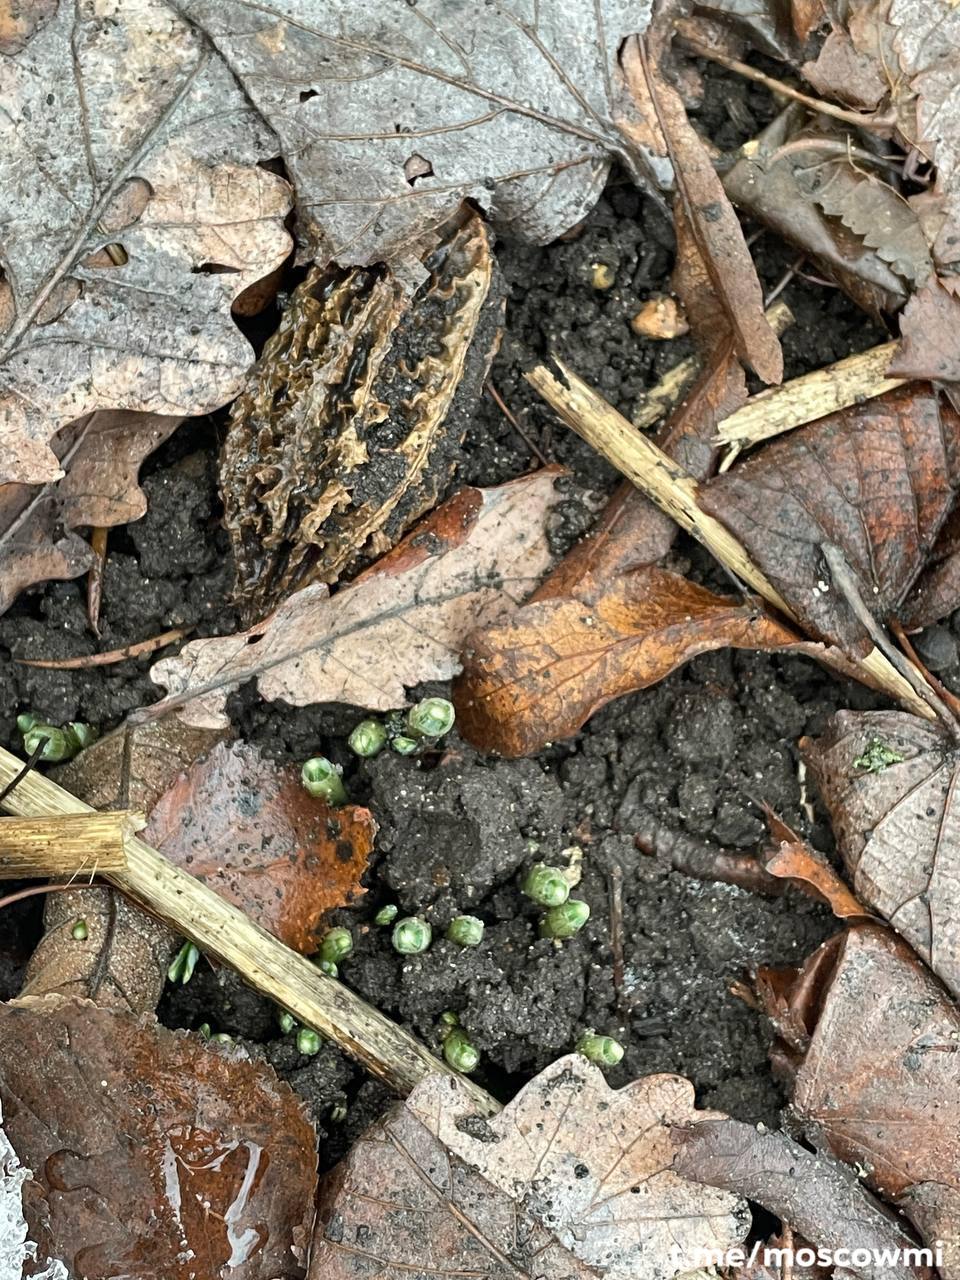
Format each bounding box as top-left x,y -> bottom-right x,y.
6,0 -> 960,1274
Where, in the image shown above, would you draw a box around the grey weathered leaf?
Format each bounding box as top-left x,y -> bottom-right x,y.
0,0 -> 292,484
311,1056 -> 749,1280
172,0 -> 663,269
803,709 -> 960,999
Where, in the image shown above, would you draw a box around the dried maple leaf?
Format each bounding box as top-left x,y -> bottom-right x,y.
221,210 -> 504,621
698,384 -> 960,654
22,719 -> 227,1013
455,567 -> 805,757
760,924 -> 960,1273
311,1055 -> 749,1279
675,1115 -> 923,1280
172,0 -> 669,270
802,708 -> 960,999
0,0 -> 292,485
146,740 -> 376,953
0,410 -> 182,616
149,470 -> 564,728
0,996 -> 317,1279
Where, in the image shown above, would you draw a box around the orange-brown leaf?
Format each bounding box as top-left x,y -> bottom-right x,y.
0,995 -> 317,1279
455,567 -> 801,757
146,740 -> 375,953
762,811 -> 872,920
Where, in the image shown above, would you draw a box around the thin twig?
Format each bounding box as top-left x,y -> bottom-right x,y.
486,382 -> 550,465
634,811 -> 784,896
891,620 -> 960,720
822,543 -> 960,736
0,740 -> 45,807
16,626 -> 191,669
764,252 -> 805,308
0,880 -> 104,914
607,862 -> 625,1009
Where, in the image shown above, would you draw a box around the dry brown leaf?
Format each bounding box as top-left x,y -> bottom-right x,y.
146,740 -> 376,953
455,567 -> 804,757
890,276 -> 960,383
150,470 -> 564,728
698,384 -> 960,654
803,708 -> 960,999
901,503 -> 960,629
0,995 -> 317,1279
0,410 -> 183,616
675,1115 -> 924,1280
624,38 -> 783,383
22,720 -> 227,1013
0,0 -> 292,484
762,811 -> 873,920
760,924 -> 960,1275
311,1054 -> 749,1280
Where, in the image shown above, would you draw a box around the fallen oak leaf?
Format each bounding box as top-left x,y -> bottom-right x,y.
22,719 -> 228,1013
0,0 -> 292,484
454,566 -> 806,757
173,0 -> 669,273
311,1055 -> 749,1280
146,740 -> 376,954
149,469 -> 565,729
698,383 -> 960,655
0,995 -> 317,1279
760,924 -> 960,1275
674,1116 -> 923,1280
901,502 -> 960,629
802,708 -> 960,999
0,411 -> 183,616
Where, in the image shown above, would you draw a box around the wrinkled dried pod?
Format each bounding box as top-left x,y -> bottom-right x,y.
221,209 -> 503,621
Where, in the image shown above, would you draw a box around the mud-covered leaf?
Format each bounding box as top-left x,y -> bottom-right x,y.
675,1115 -> 922,1280
803,708 -> 960,998
0,0 -> 292,485
221,210 -> 503,621
150,470 -> 564,728
311,1054 -> 748,1279
0,411 -> 182,616
761,924 -> 960,1273
0,996 -> 317,1279
723,108 -> 913,317
623,36 -> 782,383
22,720 -> 227,1013
761,812 -> 872,919
901,503 -> 960,628
455,567 -> 804,757
147,741 -> 376,953
698,384 -> 960,654
890,276 -> 960,383
173,0 -> 664,271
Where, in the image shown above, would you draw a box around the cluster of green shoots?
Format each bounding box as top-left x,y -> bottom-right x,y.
437,1011 -> 479,1073
521,858 -> 590,940
300,698 -> 456,806
17,713 -> 99,763
372,903 -> 484,955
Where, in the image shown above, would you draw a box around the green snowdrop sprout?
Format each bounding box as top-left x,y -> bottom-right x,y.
374,904 -> 399,926
446,915 -> 485,947
522,864 -> 570,907
577,1031 -> 624,1067
168,941 -> 200,984
297,1027 -> 322,1055
406,696 -> 456,739
301,756 -> 347,804
443,1028 -> 479,1073
348,719 -> 388,757
391,916 -> 432,954
320,927 -> 353,964
540,899 -> 590,940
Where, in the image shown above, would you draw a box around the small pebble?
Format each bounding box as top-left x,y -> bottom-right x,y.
914,624 -> 957,672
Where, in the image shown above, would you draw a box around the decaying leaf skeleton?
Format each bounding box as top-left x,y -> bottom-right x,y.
221,209 -> 504,622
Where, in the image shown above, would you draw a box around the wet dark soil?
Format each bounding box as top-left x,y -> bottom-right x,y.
0,66 -> 932,1164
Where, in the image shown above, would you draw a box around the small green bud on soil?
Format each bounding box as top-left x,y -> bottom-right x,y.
168,941 -> 200,984
446,915 -> 484,947
443,1028 -> 479,1073
278,1011 -> 296,1035
406,696 -> 456,739
320,926 -> 353,964
297,1027 -> 322,1055
374,904 -> 399,926
349,718 -> 388,757
301,756 -> 347,804
329,1102 -> 348,1123
71,919 -> 88,941
210,1032 -> 234,1045
198,1022 -> 212,1039
16,713 -> 38,734
390,734 -> 419,755
540,899 -> 590,939
438,1010 -> 460,1030
576,1031 -> 624,1066
522,864 -> 570,907
391,916 -> 432,954
21,719 -> 99,762
315,958 -> 338,978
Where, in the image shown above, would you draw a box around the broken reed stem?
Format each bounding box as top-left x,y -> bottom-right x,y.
0,745 -> 500,1115
525,357 -> 934,721
633,299 -> 793,431
714,341 -> 903,460
0,811 -> 133,878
